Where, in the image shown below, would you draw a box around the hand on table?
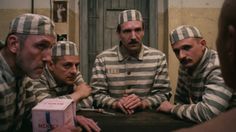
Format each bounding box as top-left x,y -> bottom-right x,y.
122,94 -> 142,110
75,115 -> 101,132
50,115 -> 100,132
114,94 -> 148,115
114,97 -> 134,115
156,101 -> 174,113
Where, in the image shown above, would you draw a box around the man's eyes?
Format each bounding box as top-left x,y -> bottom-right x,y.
122,29 -> 131,34
182,45 -> 192,51
135,28 -> 142,32
35,43 -> 50,50
63,64 -> 71,68
122,28 -> 142,34
173,45 -> 192,55
63,63 -> 79,69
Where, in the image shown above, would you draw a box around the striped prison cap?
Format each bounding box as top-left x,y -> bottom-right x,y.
9,13 -> 56,37
52,41 -> 79,57
169,25 -> 202,44
118,9 -> 143,24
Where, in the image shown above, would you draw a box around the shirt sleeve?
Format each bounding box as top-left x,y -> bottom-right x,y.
171,67 -> 233,123
74,70 -> 85,85
76,96 -> 94,109
90,57 -> 117,108
174,69 -> 191,104
0,75 -> 15,131
32,74 -> 73,102
24,77 -> 37,119
31,74 -> 54,102
142,54 -> 172,108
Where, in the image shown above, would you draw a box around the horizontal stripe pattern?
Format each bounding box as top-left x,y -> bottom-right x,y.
31,66 -> 93,109
91,44 -> 171,109
0,52 -> 35,131
171,49 -> 234,123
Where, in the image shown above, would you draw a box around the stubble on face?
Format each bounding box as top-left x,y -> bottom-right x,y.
16,35 -> 55,79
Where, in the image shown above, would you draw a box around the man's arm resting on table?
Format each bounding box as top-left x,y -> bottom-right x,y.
69,83 -> 91,102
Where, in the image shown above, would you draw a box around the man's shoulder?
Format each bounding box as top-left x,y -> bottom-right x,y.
143,45 -> 166,57
96,45 -> 118,58
206,49 -> 220,68
0,64 -> 14,84
208,48 -> 218,56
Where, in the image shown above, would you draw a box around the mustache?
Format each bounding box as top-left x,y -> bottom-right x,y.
180,59 -> 190,65
129,39 -> 138,44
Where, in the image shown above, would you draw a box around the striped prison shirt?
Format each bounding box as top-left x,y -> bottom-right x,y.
91,44 -> 172,109
0,52 -> 36,131
171,48 -> 235,123
31,66 -> 93,109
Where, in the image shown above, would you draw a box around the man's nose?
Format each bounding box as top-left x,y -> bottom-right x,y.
42,48 -> 52,62
131,31 -> 137,39
179,50 -> 186,59
71,65 -> 77,74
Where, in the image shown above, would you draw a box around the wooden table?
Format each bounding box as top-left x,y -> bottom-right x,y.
78,110 -> 195,132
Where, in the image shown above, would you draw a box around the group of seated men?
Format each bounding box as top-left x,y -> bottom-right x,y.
0,0 -> 236,131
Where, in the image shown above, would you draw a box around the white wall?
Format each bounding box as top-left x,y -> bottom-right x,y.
169,0 -> 223,8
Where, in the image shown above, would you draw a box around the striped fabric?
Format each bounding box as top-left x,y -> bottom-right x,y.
0,53 -> 36,131
229,92 -> 236,109
31,66 -> 93,109
170,25 -> 202,44
171,48 -> 235,123
91,44 -> 171,109
52,41 -> 79,57
9,13 -> 56,37
118,10 -> 143,24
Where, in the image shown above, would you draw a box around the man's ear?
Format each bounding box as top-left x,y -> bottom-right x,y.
7,35 -> 20,53
227,25 -> 236,65
199,39 -> 206,51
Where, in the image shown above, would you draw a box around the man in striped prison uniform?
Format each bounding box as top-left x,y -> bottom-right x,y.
30,41 -> 101,132
0,13 -> 56,131
176,1 -> 236,131
31,41 -> 93,108
91,9 -> 171,115
157,25 -> 234,123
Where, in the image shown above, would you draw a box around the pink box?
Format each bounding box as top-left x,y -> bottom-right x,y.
32,98 -> 75,132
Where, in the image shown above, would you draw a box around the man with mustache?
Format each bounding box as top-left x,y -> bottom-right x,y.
91,9 -> 171,114
157,25 -> 233,123
31,41 -> 100,132
175,0 -> 236,131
